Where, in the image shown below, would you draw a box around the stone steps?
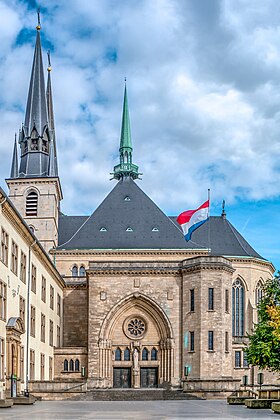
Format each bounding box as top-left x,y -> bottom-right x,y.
73,388 -> 201,401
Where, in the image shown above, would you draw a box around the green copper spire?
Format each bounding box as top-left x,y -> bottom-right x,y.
113,83 -> 140,180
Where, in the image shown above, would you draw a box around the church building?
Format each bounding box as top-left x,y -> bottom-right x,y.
0,18 -> 275,399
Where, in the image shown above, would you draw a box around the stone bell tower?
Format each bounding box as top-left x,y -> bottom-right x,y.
6,14 -> 62,252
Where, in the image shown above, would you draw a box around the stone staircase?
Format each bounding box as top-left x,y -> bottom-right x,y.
72,388 -> 202,401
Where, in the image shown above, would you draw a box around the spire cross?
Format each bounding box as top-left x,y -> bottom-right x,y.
36,8 -> 41,30
221,200 -> 226,218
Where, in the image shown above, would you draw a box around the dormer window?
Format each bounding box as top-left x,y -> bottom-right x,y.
126,227 -> 133,232
152,227 -> 159,232
124,196 -> 131,201
100,227 -> 107,232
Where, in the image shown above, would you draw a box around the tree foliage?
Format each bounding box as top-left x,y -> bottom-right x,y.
246,273 -> 280,372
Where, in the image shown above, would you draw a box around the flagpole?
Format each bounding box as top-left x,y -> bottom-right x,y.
208,188 -> 211,254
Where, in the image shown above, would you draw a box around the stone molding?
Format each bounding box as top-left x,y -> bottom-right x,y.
181,256 -> 235,274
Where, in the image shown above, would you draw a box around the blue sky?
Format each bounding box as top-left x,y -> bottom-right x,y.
0,0 -> 280,270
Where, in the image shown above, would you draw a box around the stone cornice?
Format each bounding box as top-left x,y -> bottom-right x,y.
181,256 -> 235,274
88,261 -> 181,276
51,249 -> 209,257
227,256 -> 275,272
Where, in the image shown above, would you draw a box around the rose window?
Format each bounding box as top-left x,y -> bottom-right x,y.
127,318 -> 145,337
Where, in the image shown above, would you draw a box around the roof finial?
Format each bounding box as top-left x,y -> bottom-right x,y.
124,76 -> 127,84
47,50 -> 52,72
221,199 -> 226,219
36,7 -> 41,31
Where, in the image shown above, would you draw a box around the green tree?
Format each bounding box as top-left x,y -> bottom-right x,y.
245,273 -> 280,372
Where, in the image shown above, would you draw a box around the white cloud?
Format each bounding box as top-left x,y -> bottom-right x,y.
0,0 -> 280,218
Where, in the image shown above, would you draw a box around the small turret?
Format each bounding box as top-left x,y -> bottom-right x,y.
10,134 -> 19,179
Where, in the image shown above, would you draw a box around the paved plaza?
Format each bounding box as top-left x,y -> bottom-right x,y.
0,400 -> 277,420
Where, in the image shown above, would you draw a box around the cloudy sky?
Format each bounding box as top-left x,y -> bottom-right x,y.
0,0 -> 280,269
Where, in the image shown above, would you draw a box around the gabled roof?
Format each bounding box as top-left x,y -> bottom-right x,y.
57,177 -> 201,250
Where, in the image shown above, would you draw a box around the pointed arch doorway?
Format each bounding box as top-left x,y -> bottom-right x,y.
98,293 -> 174,389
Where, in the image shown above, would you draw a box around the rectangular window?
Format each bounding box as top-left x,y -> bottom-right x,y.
208,288 -> 214,310
190,289 -> 195,312
41,276 -> 46,303
49,356 -> 53,380
20,346 -> 24,382
225,331 -> 229,352
57,325 -> 61,347
30,305 -> 36,337
20,252 -> 26,283
57,294 -> 61,317
243,351 -> 248,368
0,228 -> 9,266
50,285 -> 54,310
30,349 -> 35,380
31,264 -> 36,294
0,282 -> 7,321
190,331 -> 194,351
41,313 -> 45,343
235,351 -> 241,368
208,331 -> 214,351
0,338 -> 4,380
40,353 -> 45,380
49,320 -> 53,347
225,289 -> 229,313
11,241 -> 18,275
19,296 -> 25,329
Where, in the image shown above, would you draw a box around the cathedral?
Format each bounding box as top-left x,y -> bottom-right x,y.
0,18 -> 275,399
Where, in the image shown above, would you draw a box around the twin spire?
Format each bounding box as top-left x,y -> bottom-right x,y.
10,13 -> 140,181
10,12 -> 58,179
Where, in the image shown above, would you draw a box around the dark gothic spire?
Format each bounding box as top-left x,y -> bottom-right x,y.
10,134 -> 19,178
113,82 -> 140,180
17,12 -> 58,178
46,51 -> 58,176
24,18 -> 48,138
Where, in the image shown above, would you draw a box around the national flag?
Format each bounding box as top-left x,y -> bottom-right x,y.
177,200 -> 210,241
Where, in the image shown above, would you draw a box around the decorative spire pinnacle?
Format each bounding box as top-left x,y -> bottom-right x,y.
112,83 -> 141,180
46,50 -> 58,177
10,134 -> 19,178
221,200 -> 226,219
36,8 -> 41,31
47,50 -> 52,72
23,17 -> 48,138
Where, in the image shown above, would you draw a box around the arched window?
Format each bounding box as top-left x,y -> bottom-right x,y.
115,348 -> 121,361
142,347 -> 149,361
79,266 -> 85,276
256,280 -> 263,306
232,279 -> 245,337
63,359 -> 68,371
26,191 -> 38,216
69,359 -> 74,371
151,348 -> 158,361
124,347 -> 130,361
71,265 -> 78,277
75,359 -> 80,371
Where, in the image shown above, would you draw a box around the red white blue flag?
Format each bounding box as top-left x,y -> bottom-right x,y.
177,200 -> 210,241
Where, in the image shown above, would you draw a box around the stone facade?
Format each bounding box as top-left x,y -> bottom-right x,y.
0,188 -> 64,397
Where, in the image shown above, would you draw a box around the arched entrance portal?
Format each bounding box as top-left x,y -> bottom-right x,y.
6,317 -> 24,397
98,293 -> 174,388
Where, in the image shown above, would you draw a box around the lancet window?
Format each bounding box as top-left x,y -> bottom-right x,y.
232,279 -> 245,337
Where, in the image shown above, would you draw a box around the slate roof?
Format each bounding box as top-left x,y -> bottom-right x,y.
169,216 -> 263,259
57,177 -> 264,259
57,177 -> 202,250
